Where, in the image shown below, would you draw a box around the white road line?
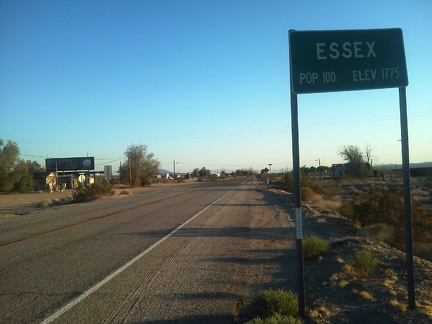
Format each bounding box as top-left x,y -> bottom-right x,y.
41,190 -> 233,323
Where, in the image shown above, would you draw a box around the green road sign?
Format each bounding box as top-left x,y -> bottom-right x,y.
289,28 -> 408,94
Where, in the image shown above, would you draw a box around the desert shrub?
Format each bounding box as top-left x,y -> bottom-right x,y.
301,187 -> 316,201
50,198 -> 61,205
38,196 -> 72,207
278,172 -> 294,192
250,289 -> 298,319
38,199 -> 53,207
59,196 -> 73,205
339,201 -> 354,218
247,313 -> 303,324
72,179 -> 112,203
414,243 -> 432,262
348,186 -> 431,248
350,186 -> 404,227
358,223 -> 395,244
348,248 -> 378,278
303,235 -> 329,259
120,189 -> 132,195
276,172 -> 322,195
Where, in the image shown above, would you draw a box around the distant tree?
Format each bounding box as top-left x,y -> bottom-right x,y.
338,145 -> 372,177
119,144 -> 160,187
261,167 -> 269,174
0,140 -> 20,191
26,160 -> 42,173
318,165 -> 330,173
0,140 -> 36,192
235,168 -> 254,176
192,168 -> 200,178
198,167 -> 208,177
13,160 -> 34,192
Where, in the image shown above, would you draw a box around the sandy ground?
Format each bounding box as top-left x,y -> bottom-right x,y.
0,191 -> 73,209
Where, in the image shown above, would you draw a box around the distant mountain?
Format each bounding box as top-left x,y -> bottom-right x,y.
410,162 -> 432,168
159,168 -> 171,175
375,162 -> 432,169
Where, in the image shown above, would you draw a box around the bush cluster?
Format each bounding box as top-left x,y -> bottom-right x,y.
303,235 -> 329,259
301,187 -> 316,201
358,223 -> 395,244
274,172 -> 324,201
348,248 -> 378,278
247,313 -> 302,324
248,289 -> 300,323
72,179 -> 112,203
341,186 -> 432,251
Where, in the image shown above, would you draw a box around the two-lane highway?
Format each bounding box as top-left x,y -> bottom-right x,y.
0,177 -> 295,323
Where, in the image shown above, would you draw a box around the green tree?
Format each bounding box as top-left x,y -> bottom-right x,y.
198,167 -> 208,177
119,144 -> 160,187
338,145 -> 372,177
0,140 -> 37,192
192,168 -> 200,178
13,160 -> 34,192
26,160 -> 42,173
0,139 -> 20,191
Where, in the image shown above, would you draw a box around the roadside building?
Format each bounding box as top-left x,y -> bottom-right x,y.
331,164 -> 346,179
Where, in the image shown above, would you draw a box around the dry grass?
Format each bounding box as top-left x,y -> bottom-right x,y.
418,303 -> 432,318
412,187 -> 432,208
38,196 -> 73,207
301,187 -> 316,201
308,305 -> 329,319
347,249 -> 378,278
358,223 -> 395,243
359,290 -> 375,301
390,299 -> 407,312
383,269 -> 398,288
111,189 -> 132,196
313,194 -> 342,211
111,189 -> 120,196
338,280 -> 349,288
38,199 -> 53,207
60,197 -> 73,204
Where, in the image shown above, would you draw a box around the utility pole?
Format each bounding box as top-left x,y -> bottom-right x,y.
128,158 -> 132,187
55,162 -> 58,191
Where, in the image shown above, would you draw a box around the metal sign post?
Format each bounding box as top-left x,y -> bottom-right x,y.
288,28 -> 414,317
289,88 -> 305,318
399,86 -> 415,309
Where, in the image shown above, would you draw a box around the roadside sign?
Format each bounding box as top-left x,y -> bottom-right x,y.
289,28 -> 408,94
288,28 -> 414,317
46,157 -> 95,172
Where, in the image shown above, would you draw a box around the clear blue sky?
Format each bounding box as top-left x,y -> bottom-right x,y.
1,0 -> 431,173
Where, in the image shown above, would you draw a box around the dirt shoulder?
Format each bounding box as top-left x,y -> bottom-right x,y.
263,188 -> 432,323
0,191 -> 73,209
0,191 -> 73,223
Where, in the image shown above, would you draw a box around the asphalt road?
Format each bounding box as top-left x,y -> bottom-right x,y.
0,177 -> 295,323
